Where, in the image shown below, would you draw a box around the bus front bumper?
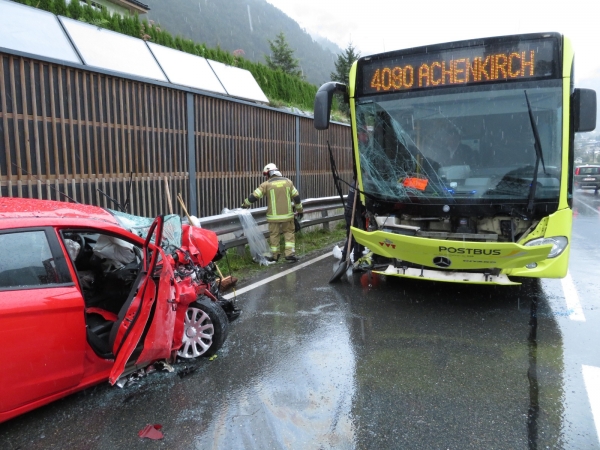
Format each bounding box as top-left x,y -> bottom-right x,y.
373,265 -> 519,285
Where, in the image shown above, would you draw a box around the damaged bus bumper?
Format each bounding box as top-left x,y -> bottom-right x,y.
373,265 -> 519,285
351,226 -> 556,285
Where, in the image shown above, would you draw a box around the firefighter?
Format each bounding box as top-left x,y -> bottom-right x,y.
242,163 -> 303,262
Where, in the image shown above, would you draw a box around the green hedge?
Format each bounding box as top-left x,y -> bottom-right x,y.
13,0 -> 318,110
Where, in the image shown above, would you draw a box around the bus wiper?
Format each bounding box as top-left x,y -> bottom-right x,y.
524,90 -> 548,215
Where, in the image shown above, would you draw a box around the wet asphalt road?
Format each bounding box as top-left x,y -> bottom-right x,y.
1,190 -> 600,449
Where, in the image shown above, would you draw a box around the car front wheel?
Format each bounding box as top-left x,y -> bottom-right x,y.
178,297 -> 229,359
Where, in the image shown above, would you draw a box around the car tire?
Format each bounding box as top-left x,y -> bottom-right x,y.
178,297 -> 229,359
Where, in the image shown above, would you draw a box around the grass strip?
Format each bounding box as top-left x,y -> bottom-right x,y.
217,222 -> 346,280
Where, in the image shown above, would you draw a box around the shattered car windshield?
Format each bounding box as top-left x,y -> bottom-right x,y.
108,210 -> 182,251
355,81 -> 563,204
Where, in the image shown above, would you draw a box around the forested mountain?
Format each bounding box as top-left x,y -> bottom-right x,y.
144,0 -> 341,86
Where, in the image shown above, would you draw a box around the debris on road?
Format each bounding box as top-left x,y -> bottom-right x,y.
138,424 -> 163,440
177,365 -> 197,379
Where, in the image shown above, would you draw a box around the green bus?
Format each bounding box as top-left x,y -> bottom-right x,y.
315,33 -> 596,285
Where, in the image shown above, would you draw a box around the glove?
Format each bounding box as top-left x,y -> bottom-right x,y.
240,203 -> 249,209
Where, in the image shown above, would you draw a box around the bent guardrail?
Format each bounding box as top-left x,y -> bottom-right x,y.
196,196 -> 346,250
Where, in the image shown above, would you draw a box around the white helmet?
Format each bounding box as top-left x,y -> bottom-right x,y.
263,163 -> 278,177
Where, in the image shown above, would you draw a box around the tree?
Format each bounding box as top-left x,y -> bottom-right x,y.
37,0 -> 53,13
331,42 -> 360,85
67,0 -> 83,20
331,43 -> 360,114
265,32 -> 302,78
54,0 -> 68,16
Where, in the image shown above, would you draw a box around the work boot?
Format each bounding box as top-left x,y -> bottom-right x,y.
285,254 -> 299,262
266,254 -> 280,263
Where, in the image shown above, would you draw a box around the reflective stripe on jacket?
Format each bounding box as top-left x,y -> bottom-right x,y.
248,176 -> 302,222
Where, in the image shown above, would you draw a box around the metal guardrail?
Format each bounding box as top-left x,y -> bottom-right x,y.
196,196 -> 347,250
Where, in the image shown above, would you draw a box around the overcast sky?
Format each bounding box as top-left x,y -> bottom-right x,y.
265,0 -> 600,83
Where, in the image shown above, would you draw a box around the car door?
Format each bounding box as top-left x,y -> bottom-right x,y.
108,216 -> 176,385
0,228 -> 85,415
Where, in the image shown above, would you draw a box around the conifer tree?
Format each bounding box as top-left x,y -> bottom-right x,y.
37,0 -> 53,13
81,1 -> 95,23
331,43 -> 360,85
67,0 -> 83,20
109,12 -> 121,32
99,5 -> 111,25
121,15 -> 132,35
130,14 -> 141,37
265,32 -> 302,78
54,0 -> 68,16
330,43 -> 360,114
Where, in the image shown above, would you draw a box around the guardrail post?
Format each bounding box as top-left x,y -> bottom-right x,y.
235,231 -> 245,256
321,210 -> 329,231
187,93 -> 198,216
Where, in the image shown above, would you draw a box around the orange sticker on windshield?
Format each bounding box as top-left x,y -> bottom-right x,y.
402,177 -> 428,190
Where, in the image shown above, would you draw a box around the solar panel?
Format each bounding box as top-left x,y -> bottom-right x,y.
147,42 -> 226,94
0,1 -> 270,106
208,60 -> 269,103
59,16 -> 167,82
0,0 -> 81,64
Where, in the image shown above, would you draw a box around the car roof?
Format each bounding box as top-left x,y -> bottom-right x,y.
0,197 -> 120,227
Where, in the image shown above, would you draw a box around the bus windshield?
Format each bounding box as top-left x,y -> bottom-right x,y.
355,80 -> 563,204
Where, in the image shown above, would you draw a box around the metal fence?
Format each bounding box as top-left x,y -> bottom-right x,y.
0,50 -> 353,218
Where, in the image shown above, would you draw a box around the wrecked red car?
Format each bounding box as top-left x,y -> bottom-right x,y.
0,197 -> 239,423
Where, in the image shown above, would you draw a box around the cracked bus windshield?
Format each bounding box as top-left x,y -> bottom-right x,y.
356,81 -> 563,204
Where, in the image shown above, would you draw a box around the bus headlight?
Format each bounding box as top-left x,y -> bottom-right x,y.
523,236 -> 568,258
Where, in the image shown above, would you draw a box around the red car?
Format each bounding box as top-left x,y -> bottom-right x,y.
0,197 -> 239,423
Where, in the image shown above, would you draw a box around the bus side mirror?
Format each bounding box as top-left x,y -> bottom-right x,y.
314,82 -> 347,130
573,88 -> 596,132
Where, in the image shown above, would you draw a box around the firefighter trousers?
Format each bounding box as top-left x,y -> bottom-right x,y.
268,219 -> 295,257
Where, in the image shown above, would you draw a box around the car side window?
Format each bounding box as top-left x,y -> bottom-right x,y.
0,230 -> 62,289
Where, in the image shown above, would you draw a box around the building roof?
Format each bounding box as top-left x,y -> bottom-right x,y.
109,0 -> 150,14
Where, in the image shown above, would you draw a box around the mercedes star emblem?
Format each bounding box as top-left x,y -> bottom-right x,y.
433,256 -> 452,268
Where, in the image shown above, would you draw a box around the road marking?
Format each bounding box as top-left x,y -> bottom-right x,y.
222,252 -> 333,300
576,197 -> 600,216
561,271 -> 586,322
582,365 -> 600,445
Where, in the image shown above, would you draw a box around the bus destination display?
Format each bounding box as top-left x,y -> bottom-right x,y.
361,38 -> 558,95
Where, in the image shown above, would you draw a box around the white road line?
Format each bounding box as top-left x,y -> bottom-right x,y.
561,271 -> 586,322
576,198 -> 600,216
222,252 -> 333,300
582,365 -> 600,445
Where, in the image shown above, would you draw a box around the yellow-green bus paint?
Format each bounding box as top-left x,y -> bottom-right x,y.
507,207 -> 572,278
351,227 -> 552,270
